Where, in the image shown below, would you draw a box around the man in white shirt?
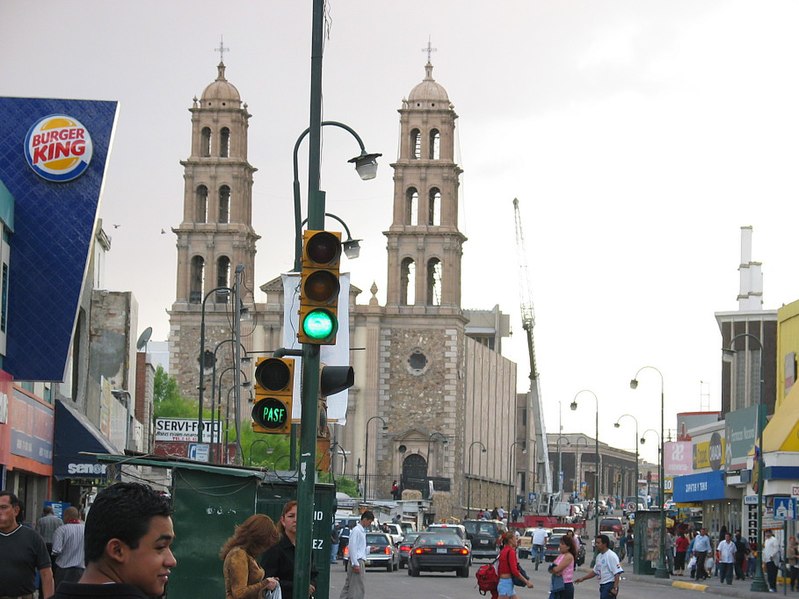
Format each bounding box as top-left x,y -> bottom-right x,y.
339,510 -> 374,599
531,523 -> 548,570
715,532 -> 736,585
575,534 -> 624,599
763,530 -> 781,592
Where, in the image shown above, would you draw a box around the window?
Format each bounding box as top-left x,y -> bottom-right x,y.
220,127 -> 230,157
196,185 -> 208,223
410,129 -> 421,159
427,258 -> 442,306
406,188 -> 418,226
219,185 -> 230,223
216,256 -> 230,303
428,188 -> 441,226
190,256 -> 205,303
401,258 -> 415,305
429,129 -> 440,159
200,127 -> 211,157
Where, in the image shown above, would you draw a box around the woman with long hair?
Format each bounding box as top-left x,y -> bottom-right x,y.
549,535 -> 576,599
221,514 -> 280,599
261,501 -> 318,598
497,530 -> 533,599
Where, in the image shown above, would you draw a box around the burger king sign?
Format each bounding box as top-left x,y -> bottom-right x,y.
24,114 -> 93,182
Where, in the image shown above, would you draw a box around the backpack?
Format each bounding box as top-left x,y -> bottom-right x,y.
475,562 -> 499,598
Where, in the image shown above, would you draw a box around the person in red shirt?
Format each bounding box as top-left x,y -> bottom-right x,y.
497,531 -> 533,598
674,532 -> 689,576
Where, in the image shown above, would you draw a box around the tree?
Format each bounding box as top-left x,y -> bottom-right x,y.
152,365 -> 204,419
153,365 -> 181,404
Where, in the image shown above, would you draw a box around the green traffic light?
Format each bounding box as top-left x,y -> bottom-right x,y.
302,309 -> 336,340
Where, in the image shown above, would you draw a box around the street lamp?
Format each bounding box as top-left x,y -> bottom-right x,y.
574,435 -> 590,499
630,366 -> 669,579
614,414 -> 640,502
364,416 -> 387,500
508,441 -> 527,513
330,441 -> 348,476
639,429 -> 660,507
724,333 -> 768,593
556,436 -> 571,497
570,390 -> 600,541
209,338 -> 251,463
467,441 -> 487,518
196,285 -> 231,443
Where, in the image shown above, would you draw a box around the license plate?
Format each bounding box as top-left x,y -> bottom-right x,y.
480,539 -> 489,544
437,548 -> 447,554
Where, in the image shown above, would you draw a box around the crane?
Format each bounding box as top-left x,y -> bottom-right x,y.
513,197 -> 552,501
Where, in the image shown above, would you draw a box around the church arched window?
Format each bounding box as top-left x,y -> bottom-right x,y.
216,256 -> 231,302
201,127 -> 211,157
427,258 -> 442,306
220,127 -> 230,158
429,129 -> 440,160
219,185 -> 231,223
401,258 -> 415,306
428,188 -> 441,226
196,185 -> 208,223
406,188 -> 418,226
410,129 -> 421,159
190,256 -> 205,304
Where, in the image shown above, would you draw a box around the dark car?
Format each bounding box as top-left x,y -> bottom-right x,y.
599,517 -> 624,538
463,519 -> 505,560
399,532 -> 422,569
408,531 -> 470,578
544,534 -> 586,566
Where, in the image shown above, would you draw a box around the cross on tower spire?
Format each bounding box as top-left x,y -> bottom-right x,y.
422,37 -> 437,64
215,36 -> 230,64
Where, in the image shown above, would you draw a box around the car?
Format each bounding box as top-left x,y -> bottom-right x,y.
427,523 -> 472,555
408,531 -> 470,578
463,519 -> 505,560
599,517 -> 624,538
398,531 -> 422,568
348,532 -> 399,572
518,526 -> 551,559
381,522 -> 404,545
544,533 -> 586,566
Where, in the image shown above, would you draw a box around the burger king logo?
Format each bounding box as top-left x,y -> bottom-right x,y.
24,114 -> 93,182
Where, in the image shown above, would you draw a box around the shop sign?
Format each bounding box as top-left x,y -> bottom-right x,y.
693,434 -> 726,470
724,405 -> 760,470
664,441 -> 692,475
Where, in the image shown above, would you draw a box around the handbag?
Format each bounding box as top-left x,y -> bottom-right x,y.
512,564 -> 529,587
550,573 -> 565,592
263,582 -> 282,599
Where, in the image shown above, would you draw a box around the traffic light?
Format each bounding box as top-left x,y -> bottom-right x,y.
316,364 -> 354,471
298,230 -> 341,345
251,357 -> 294,434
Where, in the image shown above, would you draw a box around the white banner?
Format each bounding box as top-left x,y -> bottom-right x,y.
155,418 -> 220,442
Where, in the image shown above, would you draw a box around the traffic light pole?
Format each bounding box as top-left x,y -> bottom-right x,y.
294,0 -> 325,597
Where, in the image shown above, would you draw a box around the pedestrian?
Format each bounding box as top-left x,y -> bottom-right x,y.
511,506 -> 520,523
626,529 -> 634,565
261,500 -> 318,598
497,531 -> 533,598
531,521 -> 548,570
331,523 -> 342,564
52,482 -> 176,599
477,508 -> 485,520
674,532 -> 689,576
549,534 -> 576,599
763,529 -> 781,592
497,506 -> 506,521
491,507 -> 500,520
665,529 -> 674,574
0,490 -> 54,599
339,510 -> 374,599
36,505 -> 64,556
733,530 -> 749,580
220,514 -> 280,599
715,532 -> 736,585
52,507 -> 86,587
391,480 -> 400,500
618,530 -> 628,563
788,535 -> 799,591
575,534 -> 623,599
693,527 -> 712,580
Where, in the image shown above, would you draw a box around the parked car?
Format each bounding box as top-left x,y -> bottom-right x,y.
463,519 -> 505,560
427,523 -> 472,555
345,532 -> 399,572
599,517 -> 624,538
408,531 -> 470,578
398,531 -> 422,568
381,522 -> 404,545
545,533 -> 586,565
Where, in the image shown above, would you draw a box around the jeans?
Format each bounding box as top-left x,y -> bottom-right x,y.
599,581 -> 616,599
718,562 -> 733,584
331,542 -> 340,563
766,561 -> 778,591
695,551 -> 708,580
533,545 -> 545,569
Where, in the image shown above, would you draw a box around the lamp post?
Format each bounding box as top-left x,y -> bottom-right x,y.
467,441 -> 487,518
426,432 -> 448,491
196,285 -> 232,443
330,441 -> 348,476
364,416 -> 387,500
215,366 -> 251,464
639,429 -> 660,506
724,333 -> 768,593
248,438 -> 271,466
508,441 -> 526,513
556,436 -> 571,498
570,390 -> 600,540
614,414 -> 640,502
574,435 -> 589,499
630,366 -> 669,579
209,338 -> 251,463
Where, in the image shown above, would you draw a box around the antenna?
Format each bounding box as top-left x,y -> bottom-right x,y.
136,326 -> 153,352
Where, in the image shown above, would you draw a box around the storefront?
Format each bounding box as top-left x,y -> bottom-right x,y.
673,470 -> 741,537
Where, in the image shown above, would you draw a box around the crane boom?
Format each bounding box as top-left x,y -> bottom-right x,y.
513,197 -> 552,496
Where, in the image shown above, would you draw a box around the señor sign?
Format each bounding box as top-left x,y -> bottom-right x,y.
24,114 -> 93,182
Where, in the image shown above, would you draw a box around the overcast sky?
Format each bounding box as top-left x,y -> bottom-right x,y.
3,1 -> 799,462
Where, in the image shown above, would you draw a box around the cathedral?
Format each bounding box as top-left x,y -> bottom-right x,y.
168,57 -> 533,518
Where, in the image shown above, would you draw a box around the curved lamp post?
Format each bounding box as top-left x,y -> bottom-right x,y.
209,338 -> 251,463
570,390 -> 600,540
197,285 -> 231,443
330,441 -> 348,476
364,416 -> 387,500
614,414 -> 640,501
508,440 -> 526,512
724,333 -> 768,593
639,429 -> 661,514
467,441 -> 487,518
574,435 -> 590,499
631,364 -> 669,579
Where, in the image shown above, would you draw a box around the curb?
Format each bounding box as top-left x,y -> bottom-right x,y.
672,580 -> 709,592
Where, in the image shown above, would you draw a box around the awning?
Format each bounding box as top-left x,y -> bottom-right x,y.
763,382 -> 799,452
53,399 -> 119,480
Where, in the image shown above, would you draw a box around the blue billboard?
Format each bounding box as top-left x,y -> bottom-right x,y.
0,98 -> 117,380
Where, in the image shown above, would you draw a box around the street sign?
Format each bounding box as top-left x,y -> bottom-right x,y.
744,495 -> 759,505
774,496 -> 797,521
528,492 -> 536,502
188,443 -> 210,463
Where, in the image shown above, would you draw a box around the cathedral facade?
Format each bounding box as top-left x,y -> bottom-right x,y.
169,60 -> 531,518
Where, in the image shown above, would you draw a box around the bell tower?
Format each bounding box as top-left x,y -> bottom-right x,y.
384,59 -> 466,314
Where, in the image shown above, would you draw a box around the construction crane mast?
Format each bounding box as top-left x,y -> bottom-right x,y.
513,197 -> 552,496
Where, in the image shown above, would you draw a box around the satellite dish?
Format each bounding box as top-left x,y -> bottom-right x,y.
136,327 -> 153,351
